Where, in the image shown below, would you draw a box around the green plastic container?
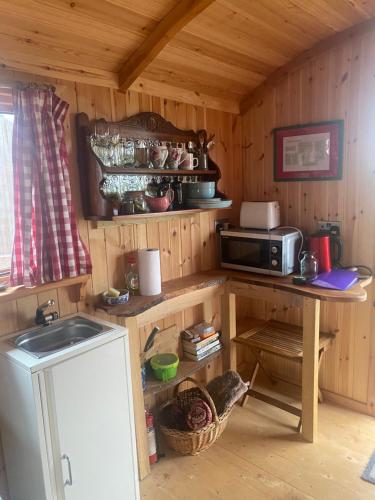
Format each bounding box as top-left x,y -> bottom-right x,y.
150,353 -> 179,382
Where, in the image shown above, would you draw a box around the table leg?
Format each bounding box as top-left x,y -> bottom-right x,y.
125,316 -> 150,480
301,297 -> 320,442
221,291 -> 237,371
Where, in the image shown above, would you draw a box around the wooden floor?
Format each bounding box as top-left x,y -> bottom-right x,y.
141,383 -> 375,500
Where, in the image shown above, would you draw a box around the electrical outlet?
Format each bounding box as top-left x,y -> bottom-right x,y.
214,218 -> 229,233
317,220 -> 342,235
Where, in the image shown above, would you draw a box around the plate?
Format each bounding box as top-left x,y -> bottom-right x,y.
187,200 -> 232,209
186,197 -> 222,203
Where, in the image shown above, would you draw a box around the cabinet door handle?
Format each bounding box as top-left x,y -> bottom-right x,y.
62,454 -> 73,486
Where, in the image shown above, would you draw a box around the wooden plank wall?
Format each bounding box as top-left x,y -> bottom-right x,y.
240,27 -> 375,416
0,68 -> 242,498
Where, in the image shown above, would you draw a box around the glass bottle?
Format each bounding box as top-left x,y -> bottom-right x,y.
300,251 -> 318,280
125,255 -> 139,295
171,176 -> 183,210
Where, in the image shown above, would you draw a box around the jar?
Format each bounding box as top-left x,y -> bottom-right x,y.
300,251 -> 318,280
125,255 -> 139,295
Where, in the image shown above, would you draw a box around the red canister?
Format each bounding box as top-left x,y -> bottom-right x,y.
309,234 -> 332,273
145,410 -> 158,464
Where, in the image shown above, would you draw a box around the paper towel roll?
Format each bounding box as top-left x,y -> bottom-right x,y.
138,248 -> 162,296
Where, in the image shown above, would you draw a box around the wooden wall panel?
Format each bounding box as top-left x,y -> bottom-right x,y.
241,27 -> 375,416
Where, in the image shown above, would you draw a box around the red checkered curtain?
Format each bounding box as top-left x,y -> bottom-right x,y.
10,86 -> 91,287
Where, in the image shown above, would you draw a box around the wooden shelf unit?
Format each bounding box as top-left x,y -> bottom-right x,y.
143,350 -> 222,398
76,112 -> 225,220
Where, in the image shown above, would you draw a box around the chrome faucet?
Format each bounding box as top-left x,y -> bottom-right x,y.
35,299 -> 59,326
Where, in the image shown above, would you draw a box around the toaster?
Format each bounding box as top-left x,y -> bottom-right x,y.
240,201 -> 280,230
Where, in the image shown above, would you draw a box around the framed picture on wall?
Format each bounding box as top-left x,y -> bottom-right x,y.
273,120 -> 344,181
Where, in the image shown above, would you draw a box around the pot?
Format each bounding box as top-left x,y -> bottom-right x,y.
145,189 -> 174,212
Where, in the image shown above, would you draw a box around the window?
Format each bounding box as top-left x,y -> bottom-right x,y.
0,88 -> 14,278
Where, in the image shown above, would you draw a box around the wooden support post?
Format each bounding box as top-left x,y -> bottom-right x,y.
202,299 -> 213,324
301,297 -> 320,442
124,316 -> 150,480
203,299 -> 214,382
221,291 -> 237,371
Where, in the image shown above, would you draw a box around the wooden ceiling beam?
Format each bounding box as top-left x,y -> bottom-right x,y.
118,0 -> 215,91
239,16 -> 375,115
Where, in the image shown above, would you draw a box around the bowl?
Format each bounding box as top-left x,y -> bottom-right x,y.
186,181 -> 215,199
150,353 -> 179,381
102,289 -> 130,306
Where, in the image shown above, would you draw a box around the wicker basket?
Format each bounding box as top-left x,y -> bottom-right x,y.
158,376 -> 233,456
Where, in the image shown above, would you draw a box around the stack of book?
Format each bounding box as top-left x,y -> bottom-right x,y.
182,331 -> 222,362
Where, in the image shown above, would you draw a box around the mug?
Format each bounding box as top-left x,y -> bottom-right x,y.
167,147 -> 184,169
180,152 -> 199,170
150,146 -> 168,169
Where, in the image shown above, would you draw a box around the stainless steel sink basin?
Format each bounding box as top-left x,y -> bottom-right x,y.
12,316 -> 111,358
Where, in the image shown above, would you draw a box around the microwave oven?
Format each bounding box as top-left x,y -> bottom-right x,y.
220,228 -> 301,276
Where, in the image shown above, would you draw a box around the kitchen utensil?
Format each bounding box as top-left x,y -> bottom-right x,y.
150,353 -> 179,381
309,234 -> 332,272
150,146 -> 168,169
198,152 -> 208,169
312,229 -> 343,267
102,289 -> 129,305
186,199 -> 232,209
240,201 -> 280,230
167,147 -> 184,169
186,197 -> 222,203
179,152 -> 199,170
134,140 -> 151,168
144,326 -> 160,352
186,181 -> 215,199
171,177 -> 183,209
145,189 -> 174,212
300,251 -> 318,280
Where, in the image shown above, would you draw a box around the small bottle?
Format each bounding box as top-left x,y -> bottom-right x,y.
125,255 -> 139,295
300,251 -> 318,280
145,409 -> 158,465
171,176 -> 183,210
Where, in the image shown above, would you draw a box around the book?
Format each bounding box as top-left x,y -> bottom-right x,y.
183,342 -> 222,362
181,332 -> 220,353
183,338 -> 220,356
311,269 -> 358,291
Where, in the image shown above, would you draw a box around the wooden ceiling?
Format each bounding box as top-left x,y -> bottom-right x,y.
1,0 -> 375,113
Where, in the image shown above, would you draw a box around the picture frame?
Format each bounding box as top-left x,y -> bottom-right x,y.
273,120 -> 344,182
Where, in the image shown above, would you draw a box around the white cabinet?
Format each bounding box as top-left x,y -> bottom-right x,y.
0,315 -> 139,500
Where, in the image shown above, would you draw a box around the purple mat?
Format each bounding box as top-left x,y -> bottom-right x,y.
310,269 -> 358,291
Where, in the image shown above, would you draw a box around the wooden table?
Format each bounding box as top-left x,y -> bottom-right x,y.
98,270 -> 371,480
220,270 -> 371,445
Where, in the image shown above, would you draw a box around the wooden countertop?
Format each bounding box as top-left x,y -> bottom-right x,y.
223,269 -> 372,303
97,269 -> 371,317
98,272 -> 226,317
